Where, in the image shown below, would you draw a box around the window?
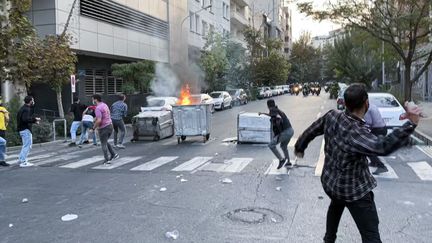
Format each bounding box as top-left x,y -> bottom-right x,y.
84,69 -> 106,95
209,24 -> 214,33
225,4 -> 229,19
107,72 -> 123,95
223,2 -> 226,17
284,48 -> 289,53
189,12 -> 194,31
201,0 -> 205,8
209,0 -> 213,12
195,15 -> 200,33
202,21 -> 208,37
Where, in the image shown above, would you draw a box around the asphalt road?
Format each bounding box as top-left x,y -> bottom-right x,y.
1,93 -> 431,243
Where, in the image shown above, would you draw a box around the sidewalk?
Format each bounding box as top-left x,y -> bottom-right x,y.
416,101 -> 432,145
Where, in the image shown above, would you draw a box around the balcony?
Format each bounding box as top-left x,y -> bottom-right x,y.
231,0 -> 250,7
231,9 -> 249,28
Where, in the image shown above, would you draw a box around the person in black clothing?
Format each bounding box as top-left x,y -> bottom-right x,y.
294,84 -> 421,243
69,97 -> 87,146
259,99 -> 294,169
17,96 -> 40,168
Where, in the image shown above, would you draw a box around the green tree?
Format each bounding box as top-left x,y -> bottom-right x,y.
224,39 -> 250,89
200,32 -> 229,91
112,61 -> 155,94
255,52 -> 291,86
289,32 -> 321,83
298,0 -> 432,100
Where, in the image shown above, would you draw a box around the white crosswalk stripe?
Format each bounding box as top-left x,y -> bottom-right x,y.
35,154 -> 82,166
265,159 -> 290,175
130,156 -> 178,171
60,156 -> 105,169
172,157 -> 213,172
93,156 -> 142,170
408,161 -> 432,181
199,158 -> 253,173
9,152 -> 58,165
369,159 -> 398,179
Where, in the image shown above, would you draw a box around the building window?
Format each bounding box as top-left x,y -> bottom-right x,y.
209,24 -> 214,34
189,12 -> 194,32
107,72 -> 123,95
201,0 -> 205,8
225,4 -> 229,19
84,69 -> 106,95
223,2 -> 226,18
209,0 -> 213,12
202,21 -> 208,37
195,14 -> 200,33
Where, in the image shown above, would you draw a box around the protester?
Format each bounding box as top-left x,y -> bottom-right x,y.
69,97 -> 87,146
111,94 -> 128,149
17,96 -> 41,168
77,105 -> 98,148
259,99 -> 294,169
364,103 -> 389,175
92,94 -> 118,164
0,96 -> 9,166
295,83 -> 421,243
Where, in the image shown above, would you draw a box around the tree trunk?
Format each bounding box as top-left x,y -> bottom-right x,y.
56,91 -> 65,118
404,64 -> 412,101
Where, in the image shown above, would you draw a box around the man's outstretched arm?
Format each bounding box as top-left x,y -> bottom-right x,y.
295,111 -> 329,157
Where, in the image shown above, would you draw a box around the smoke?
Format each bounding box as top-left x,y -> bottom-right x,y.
150,62 -> 206,97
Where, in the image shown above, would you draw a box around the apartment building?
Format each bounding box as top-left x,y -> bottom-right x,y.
281,1 -> 292,57
187,0 -> 231,62
230,0 -> 251,47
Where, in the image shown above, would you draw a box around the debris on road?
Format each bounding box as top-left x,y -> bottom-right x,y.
160,187 -> 167,192
176,174 -> 183,178
276,187 -> 282,191
9,224 -> 13,228
221,178 -> 233,184
180,178 -> 188,182
22,198 -> 28,203
214,153 -> 219,156
271,217 -> 277,223
61,214 -> 78,222
165,230 -> 179,240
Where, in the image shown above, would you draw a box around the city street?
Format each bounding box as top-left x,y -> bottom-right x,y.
1,94 -> 432,243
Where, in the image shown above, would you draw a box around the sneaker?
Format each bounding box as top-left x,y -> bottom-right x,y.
19,162 -> 34,168
277,159 -> 286,169
116,144 -> 126,149
83,140 -> 90,144
0,161 -> 10,167
103,160 -> 112,165
111,154 -> 120,161
373,166 -> 388,175
93,143 -> 99,146
68,142 -> 76,147
284,160 -> 293,168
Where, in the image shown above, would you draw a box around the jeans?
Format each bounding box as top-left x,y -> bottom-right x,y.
99,125 -> 116,161
369,127 -> 388,168
112,119 -> 126,145
269,127 -> 294,161
70,121 -> 82,143
0,136 -> 6,162
79,121 -> 97,145
324,192 -> 382,243
19,129 -> 33,164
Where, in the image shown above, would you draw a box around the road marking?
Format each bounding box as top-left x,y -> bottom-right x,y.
130,156 -> 178,171
316,112 -> 322,119
408,161 -> 432,181
60,156 -> 105,169
162,140 -> 177,146
35,154 -> 81,166
9,152 -> 58,165
314,139 -> 325,176
265,159 -> 290,175
369,159 -> 398,179
200,158 -> 253,173
171,157 -> 213,171
289,138 -> 297,147
416,146 -> 432,159
93,156 -> 142,170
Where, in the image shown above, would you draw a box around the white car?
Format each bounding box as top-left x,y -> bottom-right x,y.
190,94 -> 215,113
142,97 -> 178,112
258,87 -> 272,99
210,91 -> 233,110
282,85 -> 290,94
368,93 -> 409,128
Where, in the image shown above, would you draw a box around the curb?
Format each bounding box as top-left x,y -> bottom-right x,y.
413,130 -> 432,146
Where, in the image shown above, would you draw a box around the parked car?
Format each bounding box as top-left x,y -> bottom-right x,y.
368,93 -> 408,129
142,97 -> 178,112
190,94 -> 215,113
282,85 -> 290,94
271,86 -> 283,96
210,91 -> 233,110
258,87 -> 272,99
228,89 -> 248,106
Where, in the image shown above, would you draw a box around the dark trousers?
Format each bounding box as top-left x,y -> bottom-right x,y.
369,127 -> 388,168
112,119 -> 126,145
0,130 -> 5,138
99,125 -> 115,161
324,192 -> 382,243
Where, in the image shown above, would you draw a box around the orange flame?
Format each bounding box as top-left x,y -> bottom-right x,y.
178,84 -> 191,105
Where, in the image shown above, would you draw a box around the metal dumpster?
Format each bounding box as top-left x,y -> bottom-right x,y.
172,104 -> 212,143
131,111 -> 174,141
237,112 -> 273,144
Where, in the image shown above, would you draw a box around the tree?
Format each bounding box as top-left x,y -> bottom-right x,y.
224,40 -> 250,89
200,32 -> 229,91
298,0 -> 432,100
289,32 -> 321,83
112,61 -> 155,94
255,52 -> 291,86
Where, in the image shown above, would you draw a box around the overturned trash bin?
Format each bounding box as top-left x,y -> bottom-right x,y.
172,104 -> 212,144
132,111 -> 174,141
237,112 -> 272,144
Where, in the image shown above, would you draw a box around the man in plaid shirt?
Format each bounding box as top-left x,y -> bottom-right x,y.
295,84 -> 421,243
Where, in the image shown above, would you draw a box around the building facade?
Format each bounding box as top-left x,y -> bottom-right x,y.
281,1 -> 292,57
230,0 -> 251,47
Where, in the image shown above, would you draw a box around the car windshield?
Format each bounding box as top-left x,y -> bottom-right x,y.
210,93 -> 222,98
147,99 -> 165,107
370,96 -> 400,108
228,90 -> 237,95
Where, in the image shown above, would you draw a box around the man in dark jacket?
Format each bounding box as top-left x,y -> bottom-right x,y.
294,83 -> 421,243
17,96 -> 40,167
69,97 -> 87,146
260,99 -> 294,169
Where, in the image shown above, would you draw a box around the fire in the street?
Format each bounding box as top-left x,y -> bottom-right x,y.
178,84 -> 191,105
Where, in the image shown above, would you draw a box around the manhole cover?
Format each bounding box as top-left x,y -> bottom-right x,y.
224,207 -> 284,224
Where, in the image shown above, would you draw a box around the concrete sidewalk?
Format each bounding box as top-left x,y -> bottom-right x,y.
416,102 -> 432,144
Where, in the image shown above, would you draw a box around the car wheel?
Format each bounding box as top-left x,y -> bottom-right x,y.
211,105 -> 215,113
221,104 -> 225,110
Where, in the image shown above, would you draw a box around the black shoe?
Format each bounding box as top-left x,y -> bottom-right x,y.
284,160 -> 292,168
277,159 -> 286,169
373,166 -> 388,175
111,154 -> 120,161
68,142 -> 76,147
103,160 -> 112,165
0,161 -> 10,167
83,140 -> 90,144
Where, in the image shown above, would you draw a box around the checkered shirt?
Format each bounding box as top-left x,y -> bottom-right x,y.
295,110 -> 416,202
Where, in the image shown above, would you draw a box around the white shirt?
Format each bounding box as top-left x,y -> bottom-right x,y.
82,114 -> 94,122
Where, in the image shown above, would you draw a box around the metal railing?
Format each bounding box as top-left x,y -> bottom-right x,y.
53,119 -> 67,142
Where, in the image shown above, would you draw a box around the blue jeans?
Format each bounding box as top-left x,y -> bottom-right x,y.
79,121 -> 97,145
0,136 -> 6,162
19,129 -> 32,163
70,121 -> 82,143
269,127 -> 294,161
